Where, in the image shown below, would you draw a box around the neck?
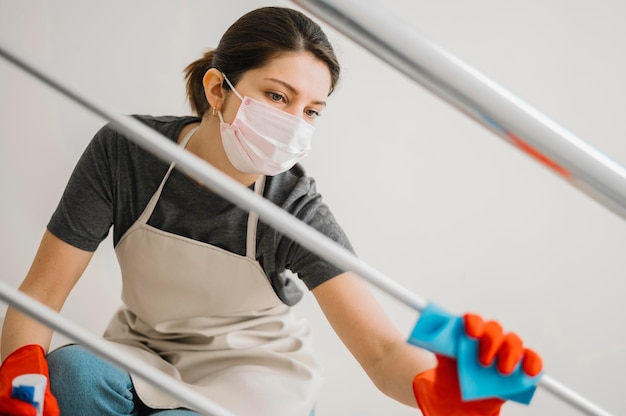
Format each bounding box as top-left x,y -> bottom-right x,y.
184,116 -> 261,187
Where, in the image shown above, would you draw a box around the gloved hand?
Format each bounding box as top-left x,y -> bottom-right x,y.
0,345 -> 60,416
412,313 -> 542,416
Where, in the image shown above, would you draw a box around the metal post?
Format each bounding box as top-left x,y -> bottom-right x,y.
290,0 -> 626,221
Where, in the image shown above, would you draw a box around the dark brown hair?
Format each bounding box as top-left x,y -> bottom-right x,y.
184,7 -> 340,117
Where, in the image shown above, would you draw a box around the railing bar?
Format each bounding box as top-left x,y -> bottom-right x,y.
291,0 -> 626,221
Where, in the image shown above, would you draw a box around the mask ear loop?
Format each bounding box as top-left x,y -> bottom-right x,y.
216,109 -> 225,124
218,73 -> 244,124
222,73 -> 244,101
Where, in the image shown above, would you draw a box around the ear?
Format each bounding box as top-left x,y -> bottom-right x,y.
202,68 -> 225,112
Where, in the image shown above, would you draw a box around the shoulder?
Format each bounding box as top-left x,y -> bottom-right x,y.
85,115 -> 201,171
265,164 -> 320,210
96,114 -> 200,140
133,114 -> 201,134
82,115 -> 196,174
94,115 -> 201,147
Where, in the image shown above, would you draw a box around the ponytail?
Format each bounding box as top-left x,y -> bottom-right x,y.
184,49 -> 215,118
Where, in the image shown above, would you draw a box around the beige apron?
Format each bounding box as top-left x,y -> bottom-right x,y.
103,127 -> 323,415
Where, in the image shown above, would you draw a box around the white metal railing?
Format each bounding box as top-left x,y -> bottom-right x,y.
291,0 -> 626,221
1,1 -> 622,415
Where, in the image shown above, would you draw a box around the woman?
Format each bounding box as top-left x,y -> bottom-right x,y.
0,6 -> 541,416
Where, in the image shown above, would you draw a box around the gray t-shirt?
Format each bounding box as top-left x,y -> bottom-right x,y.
47,115 -> 354,305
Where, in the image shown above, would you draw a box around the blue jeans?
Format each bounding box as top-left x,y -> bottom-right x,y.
47,345 -> 199,415
48,344 -> 316,416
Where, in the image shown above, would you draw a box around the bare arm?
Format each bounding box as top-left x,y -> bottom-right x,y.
1,230 -> 93,360
312,271 -> 436,408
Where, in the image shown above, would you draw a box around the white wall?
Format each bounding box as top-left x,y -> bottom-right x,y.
1,1 -> 624,415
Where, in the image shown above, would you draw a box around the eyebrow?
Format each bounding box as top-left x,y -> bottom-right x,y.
265,77 -> 327,107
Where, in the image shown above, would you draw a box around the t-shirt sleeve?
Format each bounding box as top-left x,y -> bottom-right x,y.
47,125 -> 117,251
277,176 -> 355,290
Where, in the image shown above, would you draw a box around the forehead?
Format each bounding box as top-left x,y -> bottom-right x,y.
242,52 -> 333,98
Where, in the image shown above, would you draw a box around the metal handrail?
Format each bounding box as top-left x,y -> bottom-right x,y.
291,0 -> 626,221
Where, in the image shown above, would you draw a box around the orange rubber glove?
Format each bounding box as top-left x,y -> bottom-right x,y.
0,345 -> 60,416
412,313 -> 542,416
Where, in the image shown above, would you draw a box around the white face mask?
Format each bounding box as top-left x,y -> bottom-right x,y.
218,74 -> 315,176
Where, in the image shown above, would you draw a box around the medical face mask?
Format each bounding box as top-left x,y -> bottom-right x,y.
218,74 -> 315,176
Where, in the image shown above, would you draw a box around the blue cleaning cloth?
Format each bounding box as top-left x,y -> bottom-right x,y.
407,302 -> 542,404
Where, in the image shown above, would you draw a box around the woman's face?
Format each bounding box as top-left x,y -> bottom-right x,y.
221,51 -> 333,126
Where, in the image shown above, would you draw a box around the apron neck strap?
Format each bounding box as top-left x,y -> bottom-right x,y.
137,126 -> 199,223
246,176 -> 266,260
180,125 -> 198,148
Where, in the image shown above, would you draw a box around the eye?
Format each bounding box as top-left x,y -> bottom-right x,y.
267,91 -> 286,103
304,108 -> 321,118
